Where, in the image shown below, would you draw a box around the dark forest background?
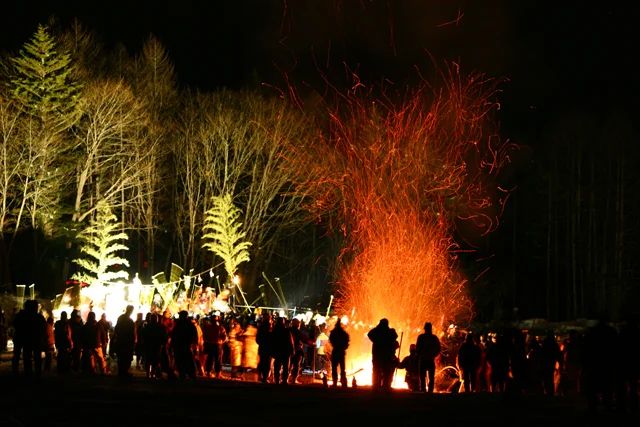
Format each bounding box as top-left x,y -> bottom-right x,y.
1,0 -> 639,322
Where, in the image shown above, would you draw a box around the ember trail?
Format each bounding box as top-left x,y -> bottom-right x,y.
288,68 -> 513,385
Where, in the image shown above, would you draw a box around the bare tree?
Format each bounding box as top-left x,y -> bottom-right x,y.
172,91 -> 311,287
127,35 -> 178,274
70,79 -> 152,229
0,96 -> 22,286
0,97 -> 22,236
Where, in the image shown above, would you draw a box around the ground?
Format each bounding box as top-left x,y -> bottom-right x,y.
0,350 -> 636,426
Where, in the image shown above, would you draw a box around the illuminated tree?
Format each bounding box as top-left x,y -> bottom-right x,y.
173,91 -> 310,283
9,24 -> 81,131
72,201 -> 130,286
0,96 -> 21,286
202,193 -> 251,282
70,79 -> 152,226
6,24 -> 81,235
0,97 -> 21,237
127,35 -> 178,273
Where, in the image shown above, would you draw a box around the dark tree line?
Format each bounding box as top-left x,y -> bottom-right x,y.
1,17 -> 638,323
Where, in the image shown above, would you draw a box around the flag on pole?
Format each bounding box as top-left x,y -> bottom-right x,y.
172,280 -> 187,307
140,285 -> 155,307
169,263 -> 183,283
152,271 -> 166,286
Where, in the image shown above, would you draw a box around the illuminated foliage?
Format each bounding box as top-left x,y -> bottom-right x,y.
202,193 -> 251,282
72,201 -> 130,286
9,24 -> 81,132
3,25 -> 82,236
173,91 -> 310,275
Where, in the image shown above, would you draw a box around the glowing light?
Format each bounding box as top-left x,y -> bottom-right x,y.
313,314 -> 326,326
287,68 -> 512,389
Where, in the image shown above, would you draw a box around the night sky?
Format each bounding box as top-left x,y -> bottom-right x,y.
2,1 -> 639,320
4,1 -> 638,131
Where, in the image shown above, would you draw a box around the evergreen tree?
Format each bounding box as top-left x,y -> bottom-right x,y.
72,202 -> 130,286
10,24 -> 81,132
202,194 -> 252,282
7,24 -> 82,235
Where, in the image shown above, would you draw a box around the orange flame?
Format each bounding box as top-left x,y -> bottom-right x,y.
288,66 -> 512,388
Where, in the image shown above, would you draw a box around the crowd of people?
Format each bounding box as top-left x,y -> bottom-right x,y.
393,319 -> 639,413
7,301 -> 328,385
4,300 -> 639,413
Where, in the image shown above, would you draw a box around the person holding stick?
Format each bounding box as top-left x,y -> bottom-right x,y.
367,318 -> 399,391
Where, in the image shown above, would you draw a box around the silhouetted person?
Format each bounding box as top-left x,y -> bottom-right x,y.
368,318 -> 399,391
457,333 -> 481,392
227,317 -> 244,378
43,316 -> 55,372
113,305 -> 136,378
202,314 -> 227,378
256,314 -> 274,383
81,311 -> 108,374
134,312 -> 145,370
12,300 -> 46,378
272,316 -> 294,385
158,312 -> 176,380
559,330 -> 583,397
0,309 -> 7,352
540,331 -> 562,396
241,320 -> 259,379
487,333 -> 510,392
171,310 -> 198,380
97,313 -> 111,369
289,318 -> 313,384
616,320 -> 639,412
416,322 -> 441,393
54,311 -> 72,373
583,319 -> 618,412
329,320 -> 350,388
141,313 -> 166,379
11,301 -> 27,376
398,344 -> 420,391
69,309 -> 83,371
509,329 -> 528,394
